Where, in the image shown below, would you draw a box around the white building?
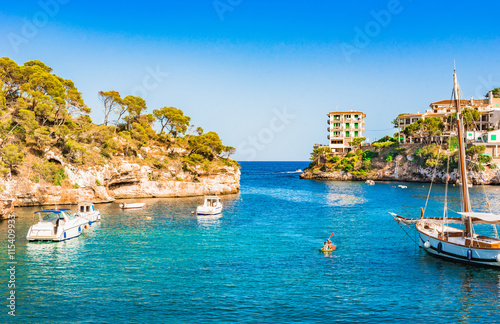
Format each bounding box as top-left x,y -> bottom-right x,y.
327,110 -> 366,154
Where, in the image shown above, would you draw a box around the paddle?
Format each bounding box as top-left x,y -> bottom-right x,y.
323,232 -> 336,250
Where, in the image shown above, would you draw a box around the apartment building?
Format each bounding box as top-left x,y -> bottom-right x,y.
327,110 -> 366,154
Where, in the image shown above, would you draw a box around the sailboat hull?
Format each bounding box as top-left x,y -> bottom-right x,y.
417,229 -> 500,267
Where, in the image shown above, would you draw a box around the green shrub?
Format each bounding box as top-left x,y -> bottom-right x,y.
362,150 -> 378,161
73,183 -> 79,189
330,156 -> 340,164
472,164 -> 485,172
95,179 -> 102,186
478,155 -> 493,164
153,160 -> 168,169
373,141 -> 395,149
100,148 -> 112,159
343,164 -> 354,172
385,155 -> 393,162
32,161 -> 67,186
489,163 -> 498,169
346,152 -> 355,158
184,153 -> 205,165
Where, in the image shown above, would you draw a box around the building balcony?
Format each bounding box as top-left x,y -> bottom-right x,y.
327,127 -> 330,132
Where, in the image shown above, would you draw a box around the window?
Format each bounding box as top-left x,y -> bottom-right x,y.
355,131 -> 359,137
406,118 -> 410,124
346,131 -> 350,137
345,123 -> 350,128
492,135 -> 497,141
355,123 -> 358,129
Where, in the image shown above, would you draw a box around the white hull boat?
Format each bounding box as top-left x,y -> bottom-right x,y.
26,209 -> 89,242
75,202 -> 101,224
119,203 -> 145,209
392,70 -> 500,268
365,180 -> 375,185
196,196 -> 223,215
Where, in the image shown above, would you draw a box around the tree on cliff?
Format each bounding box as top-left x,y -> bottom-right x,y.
349,137 -> 366,150
122,95 -> 147,131
99,90 -> 122,126
153,106 -> 191,138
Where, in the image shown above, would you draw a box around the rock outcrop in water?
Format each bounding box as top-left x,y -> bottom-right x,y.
301,145 -> 500,185
0,152 -> 240,207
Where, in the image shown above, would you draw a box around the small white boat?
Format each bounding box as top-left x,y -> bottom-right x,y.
296,169 -> 303,173
365,180 -> 375,185
196,196 -> 223,215
74,202 -> 101,224
119,203 -> 145,209
26,209 -> 89,242
398,185 -> 407,189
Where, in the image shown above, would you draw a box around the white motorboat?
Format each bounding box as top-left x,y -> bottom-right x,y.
74,202 -> 101,224
26,209 -> 89,242
119,203 -> 145,209
398,185 -> 407,189
365,180 -> 375,185
296,169 -> 303,173
196,196 -> 223,215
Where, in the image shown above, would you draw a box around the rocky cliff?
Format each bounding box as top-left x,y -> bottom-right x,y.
0,151 -> 240,209
300,154 -> 500,185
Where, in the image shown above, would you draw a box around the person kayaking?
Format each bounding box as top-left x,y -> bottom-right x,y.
321,232 -> 336,251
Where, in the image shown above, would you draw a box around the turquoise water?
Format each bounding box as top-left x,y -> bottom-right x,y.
2,161 -> 500,323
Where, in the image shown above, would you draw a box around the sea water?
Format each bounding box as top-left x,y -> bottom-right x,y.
1,161 -> 500,323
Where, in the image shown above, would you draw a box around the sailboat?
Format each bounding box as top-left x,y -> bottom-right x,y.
391,70 -> 500,267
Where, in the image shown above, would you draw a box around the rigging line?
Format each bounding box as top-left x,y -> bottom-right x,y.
443,153 -> 451,227
398,223 -> 418,247
480,171 -> 498,238
424,147 -> 441,214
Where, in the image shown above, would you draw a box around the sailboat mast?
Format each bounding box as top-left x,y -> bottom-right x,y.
453,70 -> 472,229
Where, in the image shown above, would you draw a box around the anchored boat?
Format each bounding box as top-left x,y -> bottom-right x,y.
392,70 -> 500,267
119,203 -> 146,209
196,196 -> 223,215
75,202 -> 101,224
26,209 -> 89,242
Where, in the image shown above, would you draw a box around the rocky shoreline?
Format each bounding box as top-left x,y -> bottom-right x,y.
300,154 -> 500,185
0,152 -> 240,212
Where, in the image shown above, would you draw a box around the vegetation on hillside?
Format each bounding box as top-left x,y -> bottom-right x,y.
0,57 -> 237,186
307,140 -> 493,177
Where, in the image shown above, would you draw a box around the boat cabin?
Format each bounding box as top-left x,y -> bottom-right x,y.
78,202 -> 95,214
204,196 -> 221,207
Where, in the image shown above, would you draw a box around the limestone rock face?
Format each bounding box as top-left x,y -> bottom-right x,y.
0,155 -> 240,207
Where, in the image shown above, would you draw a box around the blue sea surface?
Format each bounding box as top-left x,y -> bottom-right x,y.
1,161 -> 500,323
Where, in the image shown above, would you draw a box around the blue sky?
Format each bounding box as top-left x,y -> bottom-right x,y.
1,0 -> 500,160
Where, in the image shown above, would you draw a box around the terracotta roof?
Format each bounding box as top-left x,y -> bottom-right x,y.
398,113 -> 424,118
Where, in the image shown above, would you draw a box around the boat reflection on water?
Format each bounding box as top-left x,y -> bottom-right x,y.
26,237 -> 86,262
196,214 -> 222,228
